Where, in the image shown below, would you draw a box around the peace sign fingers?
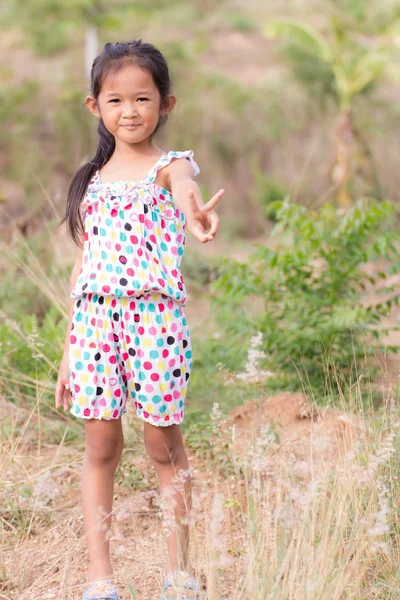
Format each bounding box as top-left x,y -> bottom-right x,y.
188,188 -> 225,213
204,188 -> 225,212
186,186 -> 224,242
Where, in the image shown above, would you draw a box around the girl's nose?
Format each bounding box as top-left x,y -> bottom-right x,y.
122,103 -> 138,117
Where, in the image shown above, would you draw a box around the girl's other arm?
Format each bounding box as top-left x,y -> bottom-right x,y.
168,159 -> 223,244
55,232 -> 84,411
63,233 -> 85,353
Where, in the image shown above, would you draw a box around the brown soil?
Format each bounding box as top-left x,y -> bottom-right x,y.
227,391 -> 361,476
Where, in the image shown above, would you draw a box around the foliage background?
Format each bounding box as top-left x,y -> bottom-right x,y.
1,0 -> 400,419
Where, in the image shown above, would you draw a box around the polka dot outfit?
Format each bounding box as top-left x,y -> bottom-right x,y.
69,293 -> 192,424
71,150 -> 199,305
68,150 -> 199,425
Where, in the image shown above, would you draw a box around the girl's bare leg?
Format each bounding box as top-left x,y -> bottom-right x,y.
81,418 -> 124,583
144,422 -> 192,574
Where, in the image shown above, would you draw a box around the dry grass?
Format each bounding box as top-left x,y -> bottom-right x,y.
1,351 -> 400,599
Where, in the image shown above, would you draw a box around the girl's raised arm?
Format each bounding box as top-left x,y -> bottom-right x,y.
168,158 -> 223,244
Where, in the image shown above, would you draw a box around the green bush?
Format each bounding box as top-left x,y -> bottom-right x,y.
0,304 -> 66,411
0,228 -> 61,319
210,197 -> 400,399
182,246 -> 224,286
226,11 -> 256,32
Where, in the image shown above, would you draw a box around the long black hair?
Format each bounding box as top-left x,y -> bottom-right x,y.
58,39 -> 173,247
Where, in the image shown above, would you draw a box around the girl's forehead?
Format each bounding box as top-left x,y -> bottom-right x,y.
101,63 -> 156,93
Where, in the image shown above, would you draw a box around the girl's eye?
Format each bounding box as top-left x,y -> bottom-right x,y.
108,97 -> 149,103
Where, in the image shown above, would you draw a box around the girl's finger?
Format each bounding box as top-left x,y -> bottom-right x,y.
199,233 -> 213,243
55,380 -> 63,409
205,189 -> 224,211
63,385 -> 71,411
198,230 -> 214,243
190,222 -> 213,243
208,211 -> 220,237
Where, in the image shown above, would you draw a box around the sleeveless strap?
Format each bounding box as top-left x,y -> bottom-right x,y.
147,150 -> 200,183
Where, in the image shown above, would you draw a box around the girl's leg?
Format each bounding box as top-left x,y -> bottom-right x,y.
144,422 -> 192,574
82,417 -> 124,583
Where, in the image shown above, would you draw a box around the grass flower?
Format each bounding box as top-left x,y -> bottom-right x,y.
235,332 -> 275,384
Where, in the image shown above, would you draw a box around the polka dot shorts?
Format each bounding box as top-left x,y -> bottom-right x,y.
68,292 -> 193,426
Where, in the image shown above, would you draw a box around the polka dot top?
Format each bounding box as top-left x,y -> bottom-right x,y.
70,150 -> 200,306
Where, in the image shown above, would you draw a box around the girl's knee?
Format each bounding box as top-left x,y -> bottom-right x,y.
144,424 -> 186,466
84,419 -> 124,464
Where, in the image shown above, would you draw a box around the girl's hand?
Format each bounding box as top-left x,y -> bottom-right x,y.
186,188 -> 224,243
55,351 -> 71,412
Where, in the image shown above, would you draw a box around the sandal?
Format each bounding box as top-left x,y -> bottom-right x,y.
160,569 -> 201,600
81,578 -> 119,600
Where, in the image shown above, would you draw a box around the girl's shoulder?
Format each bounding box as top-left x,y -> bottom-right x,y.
80,149 -> 200,214
149,149 -> 200,182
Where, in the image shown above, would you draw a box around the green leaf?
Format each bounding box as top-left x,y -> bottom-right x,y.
263,18 -> 333,63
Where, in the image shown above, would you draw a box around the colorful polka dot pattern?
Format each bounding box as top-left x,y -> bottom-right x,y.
68,292 -> 193,425
70,150 -> 200,307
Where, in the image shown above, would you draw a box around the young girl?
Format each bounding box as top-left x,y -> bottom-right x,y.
55,39 -> 223,600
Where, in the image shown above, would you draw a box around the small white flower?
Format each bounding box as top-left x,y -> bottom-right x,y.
235,332 -> 275,384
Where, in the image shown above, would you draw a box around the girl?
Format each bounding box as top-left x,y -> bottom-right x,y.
55,39 -> 223,600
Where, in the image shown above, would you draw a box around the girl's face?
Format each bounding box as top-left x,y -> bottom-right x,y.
86,62 -> 175,146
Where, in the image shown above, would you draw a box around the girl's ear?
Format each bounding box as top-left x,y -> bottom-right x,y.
161,94 -> 177,117
85,95 -> 101,119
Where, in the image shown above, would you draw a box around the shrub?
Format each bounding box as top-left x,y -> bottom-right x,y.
210,198 -> 400,399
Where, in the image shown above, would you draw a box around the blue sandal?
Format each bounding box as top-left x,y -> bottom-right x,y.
81,578 -> 119,600
160,569 -> 201,600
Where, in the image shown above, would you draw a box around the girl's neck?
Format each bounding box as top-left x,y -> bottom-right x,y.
112,139 -> 162,162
